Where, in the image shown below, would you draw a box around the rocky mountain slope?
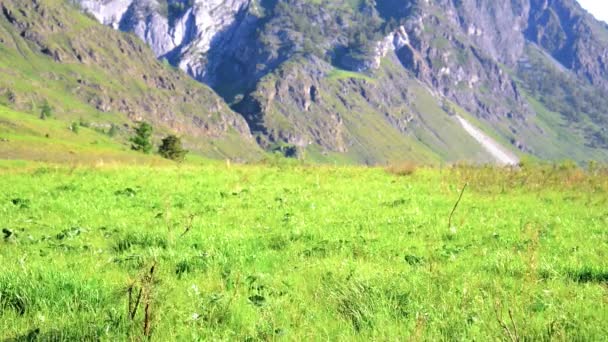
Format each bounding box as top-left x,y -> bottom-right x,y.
0,0 -> 261,160
24,0 -> 608,163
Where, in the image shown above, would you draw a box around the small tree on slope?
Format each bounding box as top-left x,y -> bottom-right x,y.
158,134 -> 188,162
130,122 -> 153,154
40,100 -> 52,119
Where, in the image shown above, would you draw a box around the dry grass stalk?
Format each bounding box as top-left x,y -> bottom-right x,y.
126,263 -> 157,339
386,161 -> 417,176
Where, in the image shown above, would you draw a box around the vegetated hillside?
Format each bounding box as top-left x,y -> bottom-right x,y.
0,0 -> 262,161
0,104 -> 176,164
78,0 -> 608,164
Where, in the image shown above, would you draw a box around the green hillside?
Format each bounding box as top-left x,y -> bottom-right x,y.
0,105 -> 172,164
239,55 -> 502,165
0,0 -> 261,161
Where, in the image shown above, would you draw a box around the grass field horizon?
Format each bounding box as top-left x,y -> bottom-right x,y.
1,160 -> 607,340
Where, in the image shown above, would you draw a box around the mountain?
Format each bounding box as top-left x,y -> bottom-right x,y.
4,0 -> 608,164
0,0 -> 262,162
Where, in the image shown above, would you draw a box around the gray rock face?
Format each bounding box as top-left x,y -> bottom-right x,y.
77,0 -> 608,98
440,0 -> 531,65
78,0 -> 133,29
78,0 -> 251,81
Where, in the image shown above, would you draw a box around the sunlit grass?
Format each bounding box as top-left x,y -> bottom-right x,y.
0,162 -> 607,339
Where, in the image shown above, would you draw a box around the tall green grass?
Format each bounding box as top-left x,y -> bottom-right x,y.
0,162 -> 607,339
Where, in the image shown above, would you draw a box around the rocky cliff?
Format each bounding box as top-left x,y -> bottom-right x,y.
74,0 -> 608,163
78,0 -> 252,83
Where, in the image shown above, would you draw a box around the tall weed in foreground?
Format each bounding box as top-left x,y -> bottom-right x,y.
125,263 -> 159,339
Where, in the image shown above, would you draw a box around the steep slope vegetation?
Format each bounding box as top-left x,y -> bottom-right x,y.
0,104 -> 171,164
0,0 -> 261,161
64,0 -> 608,163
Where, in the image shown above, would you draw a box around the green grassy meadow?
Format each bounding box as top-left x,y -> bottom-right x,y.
1,161 -> 607,340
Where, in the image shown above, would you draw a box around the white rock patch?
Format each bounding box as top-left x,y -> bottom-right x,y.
456,115 -> 519,165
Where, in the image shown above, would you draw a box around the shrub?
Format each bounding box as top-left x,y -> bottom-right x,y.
39,100 -> 52,119
385,161 -> 417,176
70,122 -> 79,134
269,142 -> 298,158
107,123 -> 118,137
158,135 -> 188,162
130,122 -> 153,154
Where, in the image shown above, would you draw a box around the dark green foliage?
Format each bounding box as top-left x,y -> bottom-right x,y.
248,294 -> 266,307
2,228 -> 13,239
0,281 -> 29,315
344,5 -> 384,59
567,267 -> 608,284
255,0 -> 387,64
113,232 -> 168,253
591,130 -> 608,148
107,123 -> 118,137
55,227 -> 87,240
167,0 -> 194,25
39,100 -> 52,119
11,198 -> 30,209
442,100 -> 456,116
2,228 -> 16,243
376,0 -> 426,23
70,122 -> 79,134
130,122 -> 153,154
272,1 -> 325,57
404,254 -> 423,266
1,89 -> 17,105
175,255 -> 208,279
112,254 -> 145,270
158,134 -> 188,162
114,187 -> 137,197
269,142 -> 298,158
